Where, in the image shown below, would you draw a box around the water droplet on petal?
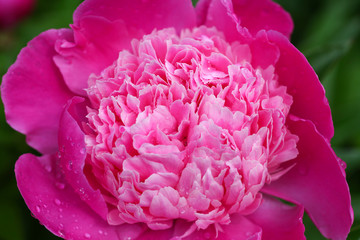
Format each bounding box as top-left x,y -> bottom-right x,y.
58,230 -> 65,238
98,230 -> 103,235
55,182 -> 65,190
67,161 -> 73,171
54,199 -> 62,206
80,148 -> 86,155
45,165 -> 52,172
84,233 -> 91,239
35,206 -> 41,213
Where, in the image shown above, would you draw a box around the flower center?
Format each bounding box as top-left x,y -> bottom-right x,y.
84,27 -> 298,231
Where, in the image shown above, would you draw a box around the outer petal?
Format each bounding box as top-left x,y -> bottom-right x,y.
267,31 -> 334,140
196,0 -> 293,41
247,196 -> 305,240
15,153 -> 147,240
263,116 -> 353,240
1,29 -> 74,154
58,97 -> 109,220
54,0 -> 197,95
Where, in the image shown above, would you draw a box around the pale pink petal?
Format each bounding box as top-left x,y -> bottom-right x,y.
58,97 -> 109,220
267,30 -> 334,140
196,0 -> 293,41
263,116 -> 353,240
54,0 -> 196,95
137,217 -> 262,240
247,196 -> 305,240
15,153 -> 147,240
1,29 -> 74,154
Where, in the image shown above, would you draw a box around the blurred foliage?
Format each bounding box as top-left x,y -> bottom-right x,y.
0,0 -> 359,239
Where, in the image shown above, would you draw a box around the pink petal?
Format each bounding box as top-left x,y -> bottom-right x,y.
196,0 -> 293,41
263,116 -> 353,240
15,153 -> 147,240
1,29 -> 74,154
138,217 -> 262,240
58,97 -> 109,220
267,30 -> 334,140
247,196 -> 305,240
54,0 -> 196,95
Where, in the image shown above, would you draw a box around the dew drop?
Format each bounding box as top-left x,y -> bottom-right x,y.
98,230 -> 103,235
67,161 -> 73,171
340,161 -> 346,169
54,199 -> 62,206
58,230 -> 65,238
45,165 -> 52,172
55,182 -> 65,190
59,223 -> 64,229
35,206 -> 41,213
57,151 -> 62,159
80,148 -> 86,155
84,233 -> 91,239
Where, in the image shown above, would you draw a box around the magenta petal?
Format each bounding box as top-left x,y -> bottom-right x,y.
73,0 -> 196,33
1,29 -> 73,154
247,196 -> 305,240
196,0 -> 245,42
196,0 -> 293,41
58,97 -> 108,220
267,31 -> 334,140
15,153 -> 139,240
263,117 -> 353,240
54,0 -> 196,95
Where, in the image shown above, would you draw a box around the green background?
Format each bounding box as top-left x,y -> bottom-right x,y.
0,0 -> 359,239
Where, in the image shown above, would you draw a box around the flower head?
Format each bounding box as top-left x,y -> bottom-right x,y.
1,0 -> 353,239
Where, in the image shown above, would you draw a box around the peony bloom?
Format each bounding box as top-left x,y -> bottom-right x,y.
1,0 -> 353,239
0,0 -> 34,28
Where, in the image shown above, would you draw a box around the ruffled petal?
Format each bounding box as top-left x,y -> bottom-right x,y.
137,216 -> 262,240
54,0 -> 197,95
15,153 -> 148,240
267,30 -> 334,140
196,0 -> 293,41
1,29 -> 74,154
263,116 -> 353,240
58,97 -> 109,220
247,195 -> 305,240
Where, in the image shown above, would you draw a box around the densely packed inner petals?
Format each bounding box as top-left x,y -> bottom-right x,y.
84,27 -> 299,231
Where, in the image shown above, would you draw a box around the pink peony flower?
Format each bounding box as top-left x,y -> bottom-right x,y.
0,0 -> 34,28
1,0 -> 353,239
